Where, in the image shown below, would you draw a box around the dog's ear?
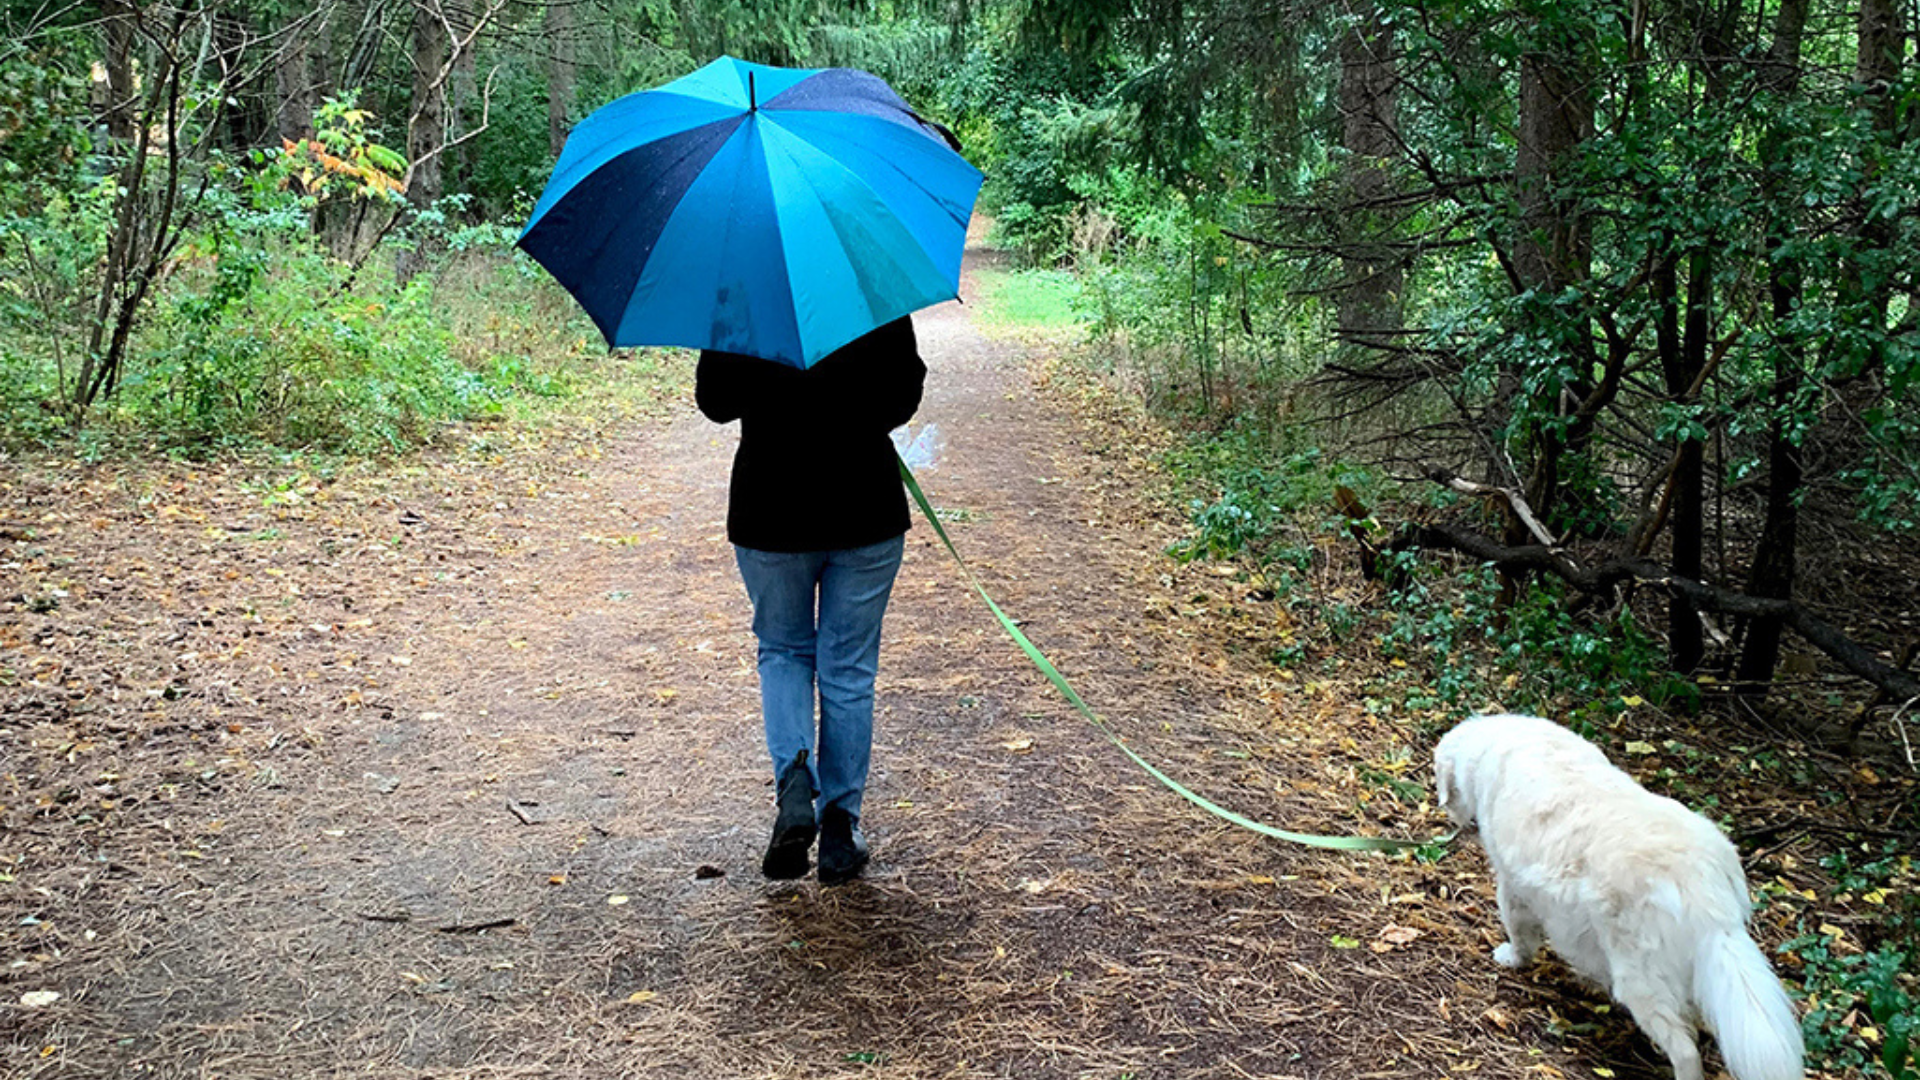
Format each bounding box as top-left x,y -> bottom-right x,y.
1434,747 -> 1470,826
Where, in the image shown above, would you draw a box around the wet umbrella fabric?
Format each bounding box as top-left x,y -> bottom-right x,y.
518,56 -> 982,369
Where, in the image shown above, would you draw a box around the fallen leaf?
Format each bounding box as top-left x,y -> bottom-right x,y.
1329,934 -> 1361,949
606,895 -> 629,906
1623,741 -> 1657,755
1376,924 -> 1423,949
625,990 -> 658,1005
1000,737 -> 1034,753
19,991 -> 59,1008
548,874 -> 567,886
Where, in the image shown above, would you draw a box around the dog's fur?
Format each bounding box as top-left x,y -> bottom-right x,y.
1434,714 -> 1803,1080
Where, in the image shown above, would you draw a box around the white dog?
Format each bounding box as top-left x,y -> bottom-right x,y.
1434,714 -> 1803,1080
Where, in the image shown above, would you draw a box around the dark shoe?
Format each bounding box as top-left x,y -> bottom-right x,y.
817,805 -> 870,886
762,749 -> 816,880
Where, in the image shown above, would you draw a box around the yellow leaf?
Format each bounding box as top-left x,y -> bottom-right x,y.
606,895 -> 629,906
1863,889 -> 1888,905
1624,741 -> 1657,755
1619,695 -> 1644,707
1818,923 -> 1845,939
548,874 -> 567,886
625,990 -> 658,1005
1000,737 -> 1034,753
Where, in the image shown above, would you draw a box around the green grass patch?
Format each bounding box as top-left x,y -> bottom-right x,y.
970,267 -> 1087,332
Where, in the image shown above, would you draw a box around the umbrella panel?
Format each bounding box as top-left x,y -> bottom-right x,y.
617,119 -> 803,359
522,117 -> 747,349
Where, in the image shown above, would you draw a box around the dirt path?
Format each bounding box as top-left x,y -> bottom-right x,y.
3,246 -> 1652,1080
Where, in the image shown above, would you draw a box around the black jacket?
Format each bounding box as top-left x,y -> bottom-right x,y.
696,318 -> 927,553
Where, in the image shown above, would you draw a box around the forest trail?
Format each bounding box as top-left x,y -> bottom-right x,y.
2,243 -> 1645,1080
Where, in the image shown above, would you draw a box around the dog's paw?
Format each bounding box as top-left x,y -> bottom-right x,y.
1493,943 -> 1527,968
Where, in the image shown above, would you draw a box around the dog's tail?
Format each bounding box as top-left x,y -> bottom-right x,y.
1694,928 -> 1804,1080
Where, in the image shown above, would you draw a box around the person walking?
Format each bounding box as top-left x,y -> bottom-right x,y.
696,316 -> 927,885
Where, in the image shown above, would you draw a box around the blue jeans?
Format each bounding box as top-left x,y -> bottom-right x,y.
734,534 -> 905,821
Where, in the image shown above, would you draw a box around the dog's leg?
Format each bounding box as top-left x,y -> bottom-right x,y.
1492,877 -> 1546,968
1613,979 -> 1704,1080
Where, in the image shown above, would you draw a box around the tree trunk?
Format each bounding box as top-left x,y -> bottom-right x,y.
273,13 -> 315,143
1652,252 -> 1708,671
1838,0 -> 1904,381
1673,247 -> 1711,669
1512,42 -> 1590,296
1736,0 -> 1812,693
407,0 -> 448,212
546,0 -> 575,157
400,0 -> 449,282
1511,25 -> 1593,523
1335,0 -> 1401,347
450,1 -> 478,192
102,0 -> 138,142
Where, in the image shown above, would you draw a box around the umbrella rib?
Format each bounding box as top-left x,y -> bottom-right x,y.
760,131 -> 881,356
763,112 -> 977,233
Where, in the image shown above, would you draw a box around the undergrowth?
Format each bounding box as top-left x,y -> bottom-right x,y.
1145,402 -> 1918,1080
969,266 -> 1086,333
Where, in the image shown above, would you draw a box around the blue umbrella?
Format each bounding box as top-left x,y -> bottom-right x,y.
518,56 -> 983,369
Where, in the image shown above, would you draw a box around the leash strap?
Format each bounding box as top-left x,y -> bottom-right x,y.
898,452 -> 1428,853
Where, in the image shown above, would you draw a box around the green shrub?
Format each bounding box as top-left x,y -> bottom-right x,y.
131,245 -> 486,452
1786,920 -> 1917,1079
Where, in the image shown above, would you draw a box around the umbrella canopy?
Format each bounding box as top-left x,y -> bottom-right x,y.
518,56 -> 983,369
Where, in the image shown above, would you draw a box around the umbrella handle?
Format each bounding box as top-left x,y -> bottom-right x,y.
749,72 -> 756,111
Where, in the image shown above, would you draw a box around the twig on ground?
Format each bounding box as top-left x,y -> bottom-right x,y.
436,918 -> 516,934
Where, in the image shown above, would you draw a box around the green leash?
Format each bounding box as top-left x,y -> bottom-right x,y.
898,452 -> 1429,853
